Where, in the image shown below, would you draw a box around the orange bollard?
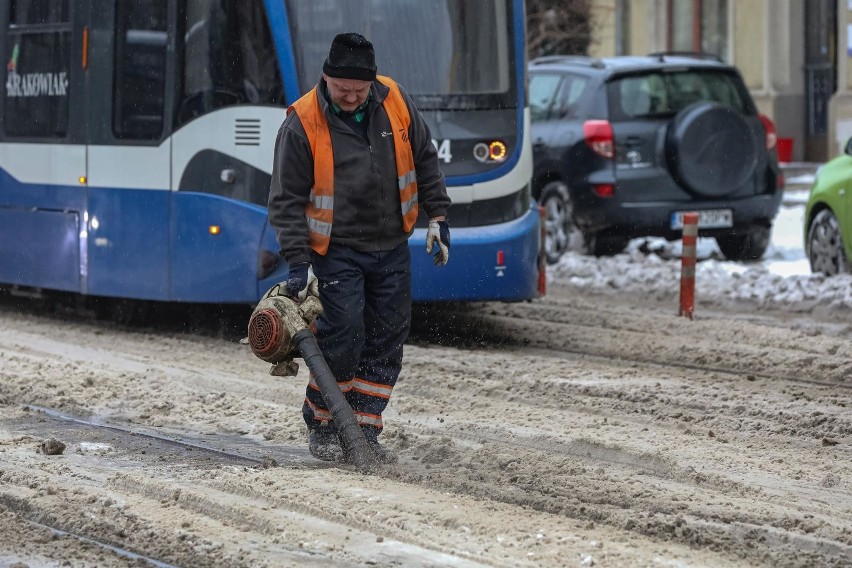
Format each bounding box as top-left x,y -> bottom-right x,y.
538,205 -> 547,296
679,212 -> 698,319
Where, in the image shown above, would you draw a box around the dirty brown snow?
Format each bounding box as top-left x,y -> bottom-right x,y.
0,286 -> 850,567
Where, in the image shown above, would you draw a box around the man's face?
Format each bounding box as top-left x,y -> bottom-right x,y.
324,74 -> 371,112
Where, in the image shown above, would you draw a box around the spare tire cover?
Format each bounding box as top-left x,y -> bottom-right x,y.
667,102 -> 758,198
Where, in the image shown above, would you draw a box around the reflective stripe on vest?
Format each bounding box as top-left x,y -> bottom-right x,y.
287,76 -> 418,255
378,76 -> 419,232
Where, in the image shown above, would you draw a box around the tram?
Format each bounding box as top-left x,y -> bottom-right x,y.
0,0 -> 543,305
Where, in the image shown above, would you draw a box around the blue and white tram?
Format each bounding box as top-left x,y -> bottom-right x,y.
0,0 -> 542,305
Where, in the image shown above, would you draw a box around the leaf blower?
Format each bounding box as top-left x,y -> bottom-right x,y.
246,282 -> 377,470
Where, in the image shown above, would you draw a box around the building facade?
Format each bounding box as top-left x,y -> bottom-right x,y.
590,0 -> 848,162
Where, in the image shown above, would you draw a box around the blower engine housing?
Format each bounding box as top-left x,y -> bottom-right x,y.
247,282 -> 322,376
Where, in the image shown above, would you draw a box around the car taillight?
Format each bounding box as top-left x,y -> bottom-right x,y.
759,114 -> 777,150
583,120 -> 614,158
593,184 -> 615,198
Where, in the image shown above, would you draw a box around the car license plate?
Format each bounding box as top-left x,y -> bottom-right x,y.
670,209 -> 733,230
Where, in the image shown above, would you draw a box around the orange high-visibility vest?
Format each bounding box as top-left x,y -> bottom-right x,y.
287,76 -> 418,255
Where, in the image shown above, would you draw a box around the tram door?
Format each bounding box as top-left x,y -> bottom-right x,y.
0,0 -> 87,293
84,0 -> 174,299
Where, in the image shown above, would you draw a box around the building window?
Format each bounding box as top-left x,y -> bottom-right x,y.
670,0 -> 695,52
616,0 -> 631,55
701,0 -> 728,57
4,0 -> 71,138
668,0 -> 728,60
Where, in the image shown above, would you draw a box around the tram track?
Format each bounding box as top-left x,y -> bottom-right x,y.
10,401 -> 852,568
414,296 -> 852,390
1,290 -> 851,566
0,405 -> 498,567
0,508 -> 181,568
23,405 -> 287,468
387,413 -> 852,567
518,341 -> 852,391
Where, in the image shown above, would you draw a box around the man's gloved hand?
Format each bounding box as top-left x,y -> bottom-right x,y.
426,220 -> 450,266
286,262 -> 312,299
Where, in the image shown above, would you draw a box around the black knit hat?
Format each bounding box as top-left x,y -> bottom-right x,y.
323,33 -> 377,81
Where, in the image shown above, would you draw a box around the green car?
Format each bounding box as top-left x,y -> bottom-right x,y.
805,140 -> 852,275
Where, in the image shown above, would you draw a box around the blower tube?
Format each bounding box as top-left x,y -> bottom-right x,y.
292,329 -> 377,470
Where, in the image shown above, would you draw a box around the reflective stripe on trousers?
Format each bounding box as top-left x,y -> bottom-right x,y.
302,242 -> 412,433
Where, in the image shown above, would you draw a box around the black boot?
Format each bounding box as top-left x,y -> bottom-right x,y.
307,423 -> 342,462
362,428 -> 397,464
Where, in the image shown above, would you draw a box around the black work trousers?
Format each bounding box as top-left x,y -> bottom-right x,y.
302,242 -> 412,435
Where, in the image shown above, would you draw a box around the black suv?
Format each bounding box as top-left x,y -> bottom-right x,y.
529,54 -> 784,263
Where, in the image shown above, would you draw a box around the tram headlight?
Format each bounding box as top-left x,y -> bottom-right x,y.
473,142 -> 490,163
472,140 -> 508,163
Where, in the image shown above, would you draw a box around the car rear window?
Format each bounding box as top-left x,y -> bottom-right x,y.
529,74 -> 562,122
529,73 -> 589,122
608,69 -> 751,121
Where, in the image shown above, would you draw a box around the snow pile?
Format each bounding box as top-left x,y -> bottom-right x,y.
549,195 -> 852,312
697,261 -> 852,309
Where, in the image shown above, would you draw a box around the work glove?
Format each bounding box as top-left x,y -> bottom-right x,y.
286,262 -> 315,301
426,220 -> 450,266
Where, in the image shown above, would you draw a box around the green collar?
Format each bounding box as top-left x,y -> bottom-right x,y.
323,83 -> 371,123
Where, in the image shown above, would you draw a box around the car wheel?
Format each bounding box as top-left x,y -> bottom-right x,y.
715,225 -> 771,261
807,209 -> 850,276
583,232 -> 629,257
540,181 -> 583,264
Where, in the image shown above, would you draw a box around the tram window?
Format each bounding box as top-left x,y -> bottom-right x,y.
10,0 -> 69,25
113,0 -> 167,140
177,0 -> 284,126
4,0 -> 71,138
288,0 -> 510,98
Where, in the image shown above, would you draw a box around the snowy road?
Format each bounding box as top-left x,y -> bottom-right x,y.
0,189 -> 850,567
0,273 -> 850,567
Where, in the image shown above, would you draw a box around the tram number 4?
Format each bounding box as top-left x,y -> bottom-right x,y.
431,139 -> 452,163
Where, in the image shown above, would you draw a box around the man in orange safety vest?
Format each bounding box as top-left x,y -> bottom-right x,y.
268,33 -> 451,463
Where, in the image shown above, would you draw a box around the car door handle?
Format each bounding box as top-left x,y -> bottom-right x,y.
625,135 -> 642,146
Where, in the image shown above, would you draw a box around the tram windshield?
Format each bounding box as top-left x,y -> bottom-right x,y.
286,0 -> 516,110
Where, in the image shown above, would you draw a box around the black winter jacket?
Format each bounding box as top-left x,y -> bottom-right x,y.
268,77 -> 451,266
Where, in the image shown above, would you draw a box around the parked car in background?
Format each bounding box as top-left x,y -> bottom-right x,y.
529,53 -> 784,263
805,142 -> 852,275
